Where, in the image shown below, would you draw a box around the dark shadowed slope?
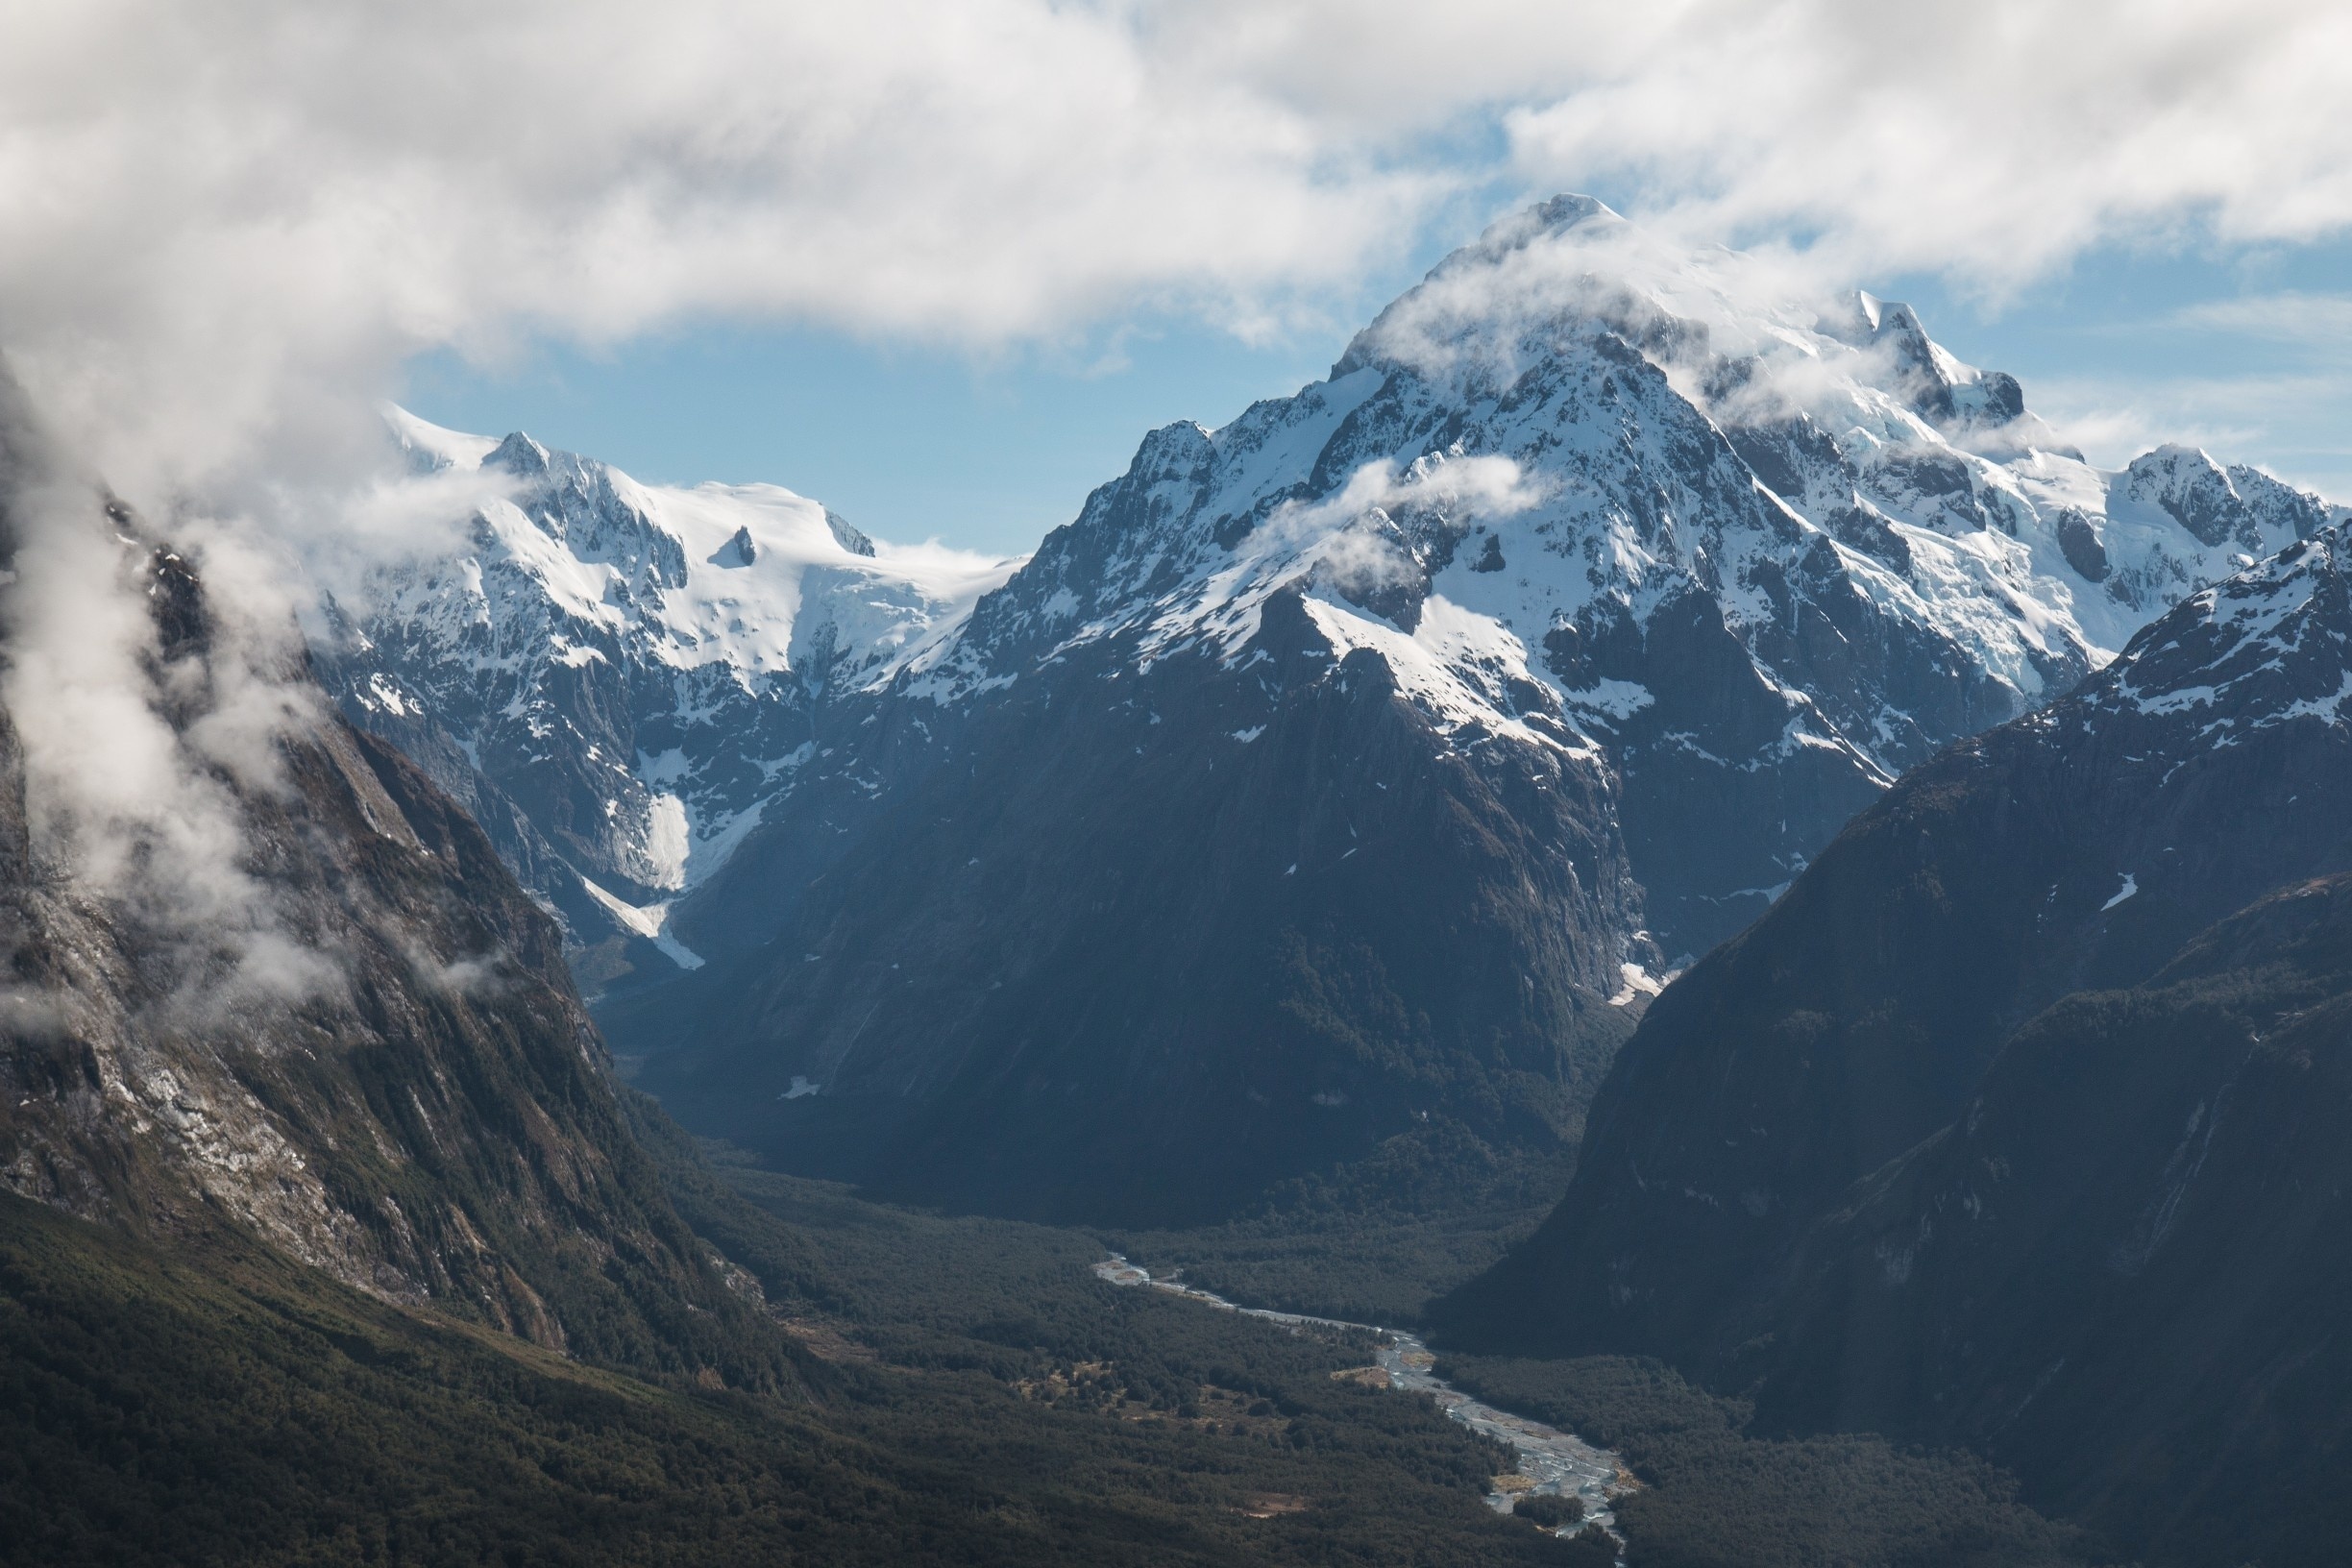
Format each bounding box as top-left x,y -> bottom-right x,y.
626,588 -> 1641,1225
1446,521 -> 2352,1565
0,380 -> 791,1385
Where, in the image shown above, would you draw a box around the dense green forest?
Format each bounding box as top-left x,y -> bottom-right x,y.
1436,1356 -> 2117,1568
1105,1117 -> 1573,1325
0,1095 -> 1595,1567
0,1087 -> 2131,1566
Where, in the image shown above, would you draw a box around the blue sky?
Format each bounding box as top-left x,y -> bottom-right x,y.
402,216 -> 2352,559
400,312 -> 1347,559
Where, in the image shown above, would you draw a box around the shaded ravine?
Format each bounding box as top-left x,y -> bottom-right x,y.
1094,1255 -> 1630,1547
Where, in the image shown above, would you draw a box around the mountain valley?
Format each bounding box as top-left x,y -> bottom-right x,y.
3,193 -> 2343,1568
11,0 -> 2349,1553
0,378 -> 1623,1567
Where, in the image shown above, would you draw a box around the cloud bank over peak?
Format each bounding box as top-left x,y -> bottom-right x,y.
0,0 -> 1432,508
1487,0 -> 2352,292
0,0 -> 2338,1030
1,0 -> 2348,527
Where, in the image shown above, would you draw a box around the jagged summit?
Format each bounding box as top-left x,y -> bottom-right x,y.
2117,442 -> 2332,554
1427,191 -> 1629,281
2095,517 -> 2352,737
887,198 -> 2340,952
316,410 -> 1017,977
484,429 -> 553,476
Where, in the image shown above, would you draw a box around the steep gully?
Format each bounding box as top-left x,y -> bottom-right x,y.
1094,1254 -> 1630,1548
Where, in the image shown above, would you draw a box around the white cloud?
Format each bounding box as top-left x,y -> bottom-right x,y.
0,0 -> 1442,512
1149,3 -> 2352,287
0,453 -> 340,1009
2032,365 -> 2352,478
1282,453 -> 1545,543
1489,1 -> 2352,296
5,1 -> 2348,518
1262,453 -> 1542,598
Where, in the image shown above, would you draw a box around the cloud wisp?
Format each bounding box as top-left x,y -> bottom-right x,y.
0,408 -> 340,1012
2164,292 -> 2352,347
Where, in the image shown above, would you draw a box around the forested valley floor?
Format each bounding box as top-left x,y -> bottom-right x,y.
3,1097 -> 2107,1567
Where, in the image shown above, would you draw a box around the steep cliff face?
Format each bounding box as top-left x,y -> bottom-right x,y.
1449,523 -> 2352,1565
0,398 -> 779,1382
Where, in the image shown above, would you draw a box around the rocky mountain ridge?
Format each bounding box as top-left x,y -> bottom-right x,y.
314,409 -> 1015,986
331,196 -> 2341,1221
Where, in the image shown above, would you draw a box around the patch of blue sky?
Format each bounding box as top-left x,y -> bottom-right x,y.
403,206 -> 2352,557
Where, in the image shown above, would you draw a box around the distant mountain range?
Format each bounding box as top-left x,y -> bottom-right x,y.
1443,518 -> 2352,1565
319,411 -> 1014,989
323,195 -> 2342,1223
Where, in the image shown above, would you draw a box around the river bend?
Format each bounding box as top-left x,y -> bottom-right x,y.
1093,1254 -> 1629,1549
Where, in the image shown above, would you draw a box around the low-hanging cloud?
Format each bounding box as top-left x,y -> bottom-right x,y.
0,458 -> 342,1011
1266,453 -> 1544,600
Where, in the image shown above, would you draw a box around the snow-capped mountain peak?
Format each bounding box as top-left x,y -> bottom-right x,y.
317,412 -> 1017,962
892,196 -> 2340,954
2098,519 -> 2352,739
318,198 -> 2352,1227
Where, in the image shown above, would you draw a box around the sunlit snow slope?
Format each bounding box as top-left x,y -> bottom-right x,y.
315,414 -> 1016,983
891,194 -> 2343,956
